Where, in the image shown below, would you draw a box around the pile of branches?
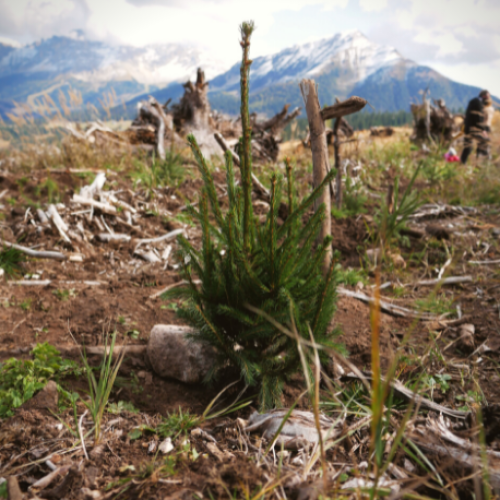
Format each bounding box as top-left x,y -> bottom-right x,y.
64,67 -> 301,163
411,94 -> 463,143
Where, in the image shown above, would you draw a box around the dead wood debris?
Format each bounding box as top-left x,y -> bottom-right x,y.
410,92 -> 463,143
1,173 -> 190,284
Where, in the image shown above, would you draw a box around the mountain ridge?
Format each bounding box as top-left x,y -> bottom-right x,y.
0,31 -> 491,120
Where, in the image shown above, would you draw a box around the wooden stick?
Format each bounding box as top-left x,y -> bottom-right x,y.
469,259 -> 500,265
134,228 -> 184,250
320,96 -> 367,121
78,410 -> 89,460
0,240 -> 66,261
149,279 -> 201,299
9,280 -> 103,287
337,286 -> 441,320
413,276 -> 473,286
72,194 -> 117,215
46,204 -> 71,243
213,132 -> 271,200
333,117 -> 342,210
299,79 -> 332,276
96,233 -> 131,243
342,373 -> 467,419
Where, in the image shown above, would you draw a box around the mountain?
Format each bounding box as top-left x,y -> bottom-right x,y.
128,30 -> 485,117
0,30 -> 490,121
210,30 -> 403,94
0,35 -> 227,119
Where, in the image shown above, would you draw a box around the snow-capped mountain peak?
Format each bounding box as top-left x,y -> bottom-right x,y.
210,30 -> 404,93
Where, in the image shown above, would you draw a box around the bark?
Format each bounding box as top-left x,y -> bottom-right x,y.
333,118 -> 342,210
299,79 -> 332,276
320,96 -> 367,121
173,68 -> 213,131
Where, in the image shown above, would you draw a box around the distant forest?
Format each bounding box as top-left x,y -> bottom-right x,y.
282,110 -> 414,141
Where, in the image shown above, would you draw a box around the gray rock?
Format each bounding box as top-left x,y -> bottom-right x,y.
146,325 -> 216,383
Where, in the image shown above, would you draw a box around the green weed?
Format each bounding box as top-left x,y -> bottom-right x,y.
52,288 -> 77,301
108,400 -> 139,414
415,293 -> 455,316
19,298 -> 32,311
79,331 -> 125,444
0,343 -> 80,418
0,246 -> 26,278
156,407 -> 201,440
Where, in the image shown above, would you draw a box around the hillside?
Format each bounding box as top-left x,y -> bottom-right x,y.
0,36 -> 226,120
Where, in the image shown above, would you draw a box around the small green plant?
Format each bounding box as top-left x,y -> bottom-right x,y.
79,331 -> 125,444
130,148 -> 185,197
52,288 -> 77,301
173,212 -> 196,227
35,177 -> 60,203
108,400 -> 139,414
126,329 -> 140,340
20,298 -> 32,311
331,176 -> 367,218
0,343 -> 80,417
167,22 -> 341,409
415,293 -> 454,316
0,246 -> 25,278
374,165 -> 422,249
157,407 -> 201,440
335,265 -> 368,287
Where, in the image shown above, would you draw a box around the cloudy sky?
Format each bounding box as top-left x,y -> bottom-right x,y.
1,0 -> 499,96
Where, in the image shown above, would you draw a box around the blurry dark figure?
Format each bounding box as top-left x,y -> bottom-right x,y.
460,90 -> 491,164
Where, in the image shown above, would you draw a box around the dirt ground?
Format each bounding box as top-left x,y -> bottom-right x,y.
1,133 -> 500,498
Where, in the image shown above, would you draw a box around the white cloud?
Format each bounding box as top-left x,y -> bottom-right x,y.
359,0 -> 388,12
0,35 -> 21,47
430,60 -> 500,98
413,31 -> 464,57
0,0 -> 499,94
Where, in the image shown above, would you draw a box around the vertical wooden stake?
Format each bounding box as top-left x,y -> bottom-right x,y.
299,79 -> 332,276
333,117 -> 342,210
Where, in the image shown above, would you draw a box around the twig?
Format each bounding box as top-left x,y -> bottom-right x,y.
468,259 -> 500,265
342,373 -> 468,419
79,410 -> 89,460
134,228 -> 184,250
337,287 -> 441,320
46,204 -> 71,243
72,194 -> 117,215
0,240 -> 67,260
213,132 -> 272,200
412,276 -> 473,287
96,233 -> 131,243
149,279 -> 201,299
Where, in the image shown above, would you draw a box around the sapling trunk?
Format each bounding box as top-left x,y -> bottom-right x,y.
240,22 -> 255,254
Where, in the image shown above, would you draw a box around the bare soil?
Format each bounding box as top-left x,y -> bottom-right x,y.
1,148 -> 500,498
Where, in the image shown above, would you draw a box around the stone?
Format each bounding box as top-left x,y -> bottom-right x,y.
18,380 -> 58,413
146,325 -> 216,383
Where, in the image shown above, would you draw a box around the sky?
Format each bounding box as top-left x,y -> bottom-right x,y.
0,0 -> 499,96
